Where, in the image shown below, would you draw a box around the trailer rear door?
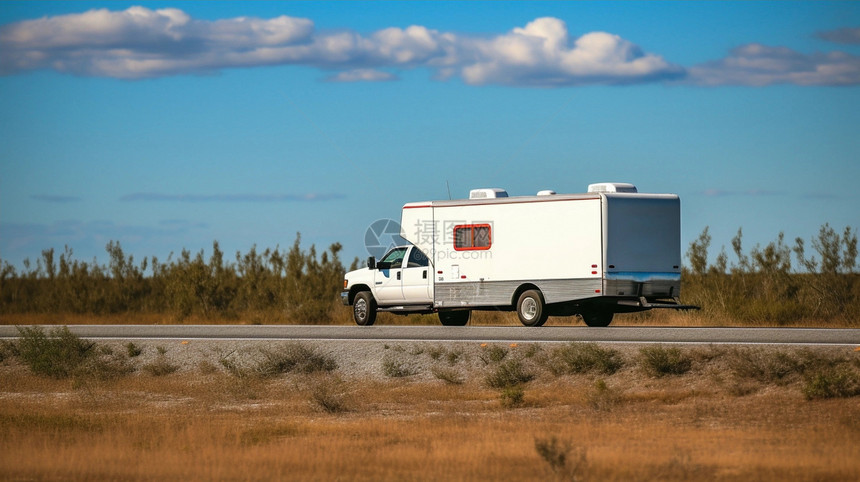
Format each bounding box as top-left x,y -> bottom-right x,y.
603,194 -> 681,276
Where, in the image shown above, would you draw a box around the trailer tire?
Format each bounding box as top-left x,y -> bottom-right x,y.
439,310 -> 470,326
581,310 -> 613,327
517,289 -> 549,327
353,291 -> 377,326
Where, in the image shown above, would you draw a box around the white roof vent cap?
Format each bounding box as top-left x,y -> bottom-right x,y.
470,188 -> 509,199
588,182 -> 638,193
537,190 -> 557,196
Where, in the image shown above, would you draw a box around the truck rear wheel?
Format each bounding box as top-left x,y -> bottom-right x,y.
353,291 -> 377,326
517,289 -> 548,327
439,310 -> 470,326
581,310 -> 613,327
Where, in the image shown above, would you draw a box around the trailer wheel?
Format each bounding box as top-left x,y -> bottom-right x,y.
517,290 -> 548,327
581,310 -> 613,327
353,291 -> 377,326
439,310 -> 470,326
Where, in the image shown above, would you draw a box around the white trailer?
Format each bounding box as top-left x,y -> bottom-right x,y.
342,183 -> 697,327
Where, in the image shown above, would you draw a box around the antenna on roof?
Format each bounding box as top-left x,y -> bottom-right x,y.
446,180 -> 452,200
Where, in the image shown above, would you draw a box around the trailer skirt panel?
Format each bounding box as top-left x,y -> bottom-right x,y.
434,278 -> 602,308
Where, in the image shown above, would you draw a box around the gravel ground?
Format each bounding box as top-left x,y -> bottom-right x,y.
5,332 -> 857,390
95,339 -> 539,381
87,338 -> 856,381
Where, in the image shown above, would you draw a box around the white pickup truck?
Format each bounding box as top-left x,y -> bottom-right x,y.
342,183 -> 697,327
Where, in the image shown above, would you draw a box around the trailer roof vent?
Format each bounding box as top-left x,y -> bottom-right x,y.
469,188 -> 509,199
537,190 -> 557,196
587,182 -> 638,193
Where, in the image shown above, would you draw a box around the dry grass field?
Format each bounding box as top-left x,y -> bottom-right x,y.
2,332 -> 859,481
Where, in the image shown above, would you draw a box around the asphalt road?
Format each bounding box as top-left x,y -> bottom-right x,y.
1,325 -> 858,346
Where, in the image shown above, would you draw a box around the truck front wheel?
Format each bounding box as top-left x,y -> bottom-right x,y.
517,289 -> 548,327
353,291 -> 377,326
439,310 -> 470,326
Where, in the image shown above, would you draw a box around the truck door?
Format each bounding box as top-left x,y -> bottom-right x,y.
374,247 -> 408,304
402,246 -> 432,304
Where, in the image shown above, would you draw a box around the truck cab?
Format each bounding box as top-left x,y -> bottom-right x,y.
343,245 -> 455,325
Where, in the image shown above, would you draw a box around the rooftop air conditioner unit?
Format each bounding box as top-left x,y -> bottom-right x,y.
469,188 -> 509,199
587,183 -> 638,193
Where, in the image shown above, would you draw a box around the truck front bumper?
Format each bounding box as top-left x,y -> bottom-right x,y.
340,291 -> 350,306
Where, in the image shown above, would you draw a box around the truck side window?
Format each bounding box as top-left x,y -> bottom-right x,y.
453,224 -> 492,251
380,247 -> 407,267
407,248 -> 429,268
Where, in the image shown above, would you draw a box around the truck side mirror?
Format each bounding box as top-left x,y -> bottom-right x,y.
367,256 -> 376,270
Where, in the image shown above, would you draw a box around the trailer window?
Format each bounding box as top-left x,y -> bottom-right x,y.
453,224 -> 492,251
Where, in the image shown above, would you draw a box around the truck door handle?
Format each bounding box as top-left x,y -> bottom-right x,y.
423,270 -> 427,279
397,272 -> 401,280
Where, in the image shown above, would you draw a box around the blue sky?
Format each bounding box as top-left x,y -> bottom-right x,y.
1,1 -> 859,272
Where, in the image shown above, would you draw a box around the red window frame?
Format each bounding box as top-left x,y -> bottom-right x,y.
453,224 -> 492,251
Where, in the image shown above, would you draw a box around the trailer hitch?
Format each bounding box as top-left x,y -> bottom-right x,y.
617,296 -> 700,311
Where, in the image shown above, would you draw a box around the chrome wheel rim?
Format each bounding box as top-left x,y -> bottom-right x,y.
522,297 -> 537,320
355,298 -> 367,320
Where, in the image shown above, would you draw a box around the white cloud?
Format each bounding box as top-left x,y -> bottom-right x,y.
816,27 -> 860,45
0,6 -> 315,78
327,68 -> 396,82
120,192 -> 346,202
459,18 -> 683,86
0,7 -> 680,86
703,189 -> 782,197
688,43 -> 860,86
4,7 -> 857,87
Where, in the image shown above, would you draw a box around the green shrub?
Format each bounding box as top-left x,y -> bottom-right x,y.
221,344 -> 337,378
80,350 -> 135,381
499,386 -> 525,408
425,345 -> 464,365
310,377 -> 350,413
486,359 -> 534,389
0,340 -> 14,363
15,326 -> 94,378
142,356 -> 179,376
11,326 -> 134,381
523,344 -> 541,359
3,225 -> 857,325
585,379 -> 621,411
725,348 -> 802,384
534,436 -> 587,477
431,366 -> 463,385
535,436 -> 569,473
446,349 -> 462,366
543,343 -> 623,376
197,359 -> 218,375
639,346 -> 692,377
428,346 -> 443,360
256,344 -> 337,376
802,368 -> 860,400
382,355 -> 415,378
682,224 -> 859,324
0,234 -> 349,323
480,345 -> 508,364
125,342 -> 142,357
